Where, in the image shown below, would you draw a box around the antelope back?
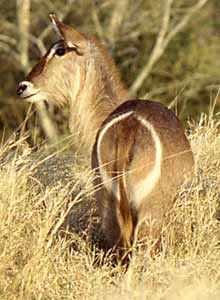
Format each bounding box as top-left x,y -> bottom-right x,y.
92,100 -> 194,251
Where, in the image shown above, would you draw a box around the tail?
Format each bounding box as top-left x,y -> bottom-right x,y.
117,156 -> 134,250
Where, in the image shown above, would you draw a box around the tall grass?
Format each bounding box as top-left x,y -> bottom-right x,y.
0,113 -> 220,299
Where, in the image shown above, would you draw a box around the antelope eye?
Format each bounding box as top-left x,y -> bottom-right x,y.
55,47 -> 66,56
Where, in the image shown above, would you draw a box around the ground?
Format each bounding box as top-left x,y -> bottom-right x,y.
0,113 -> 220,299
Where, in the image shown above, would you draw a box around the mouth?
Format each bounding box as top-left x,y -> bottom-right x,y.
19,92 -> 39,100
17,81 -> 51,104
17,81 -> 41,101
20,92 -> 46,104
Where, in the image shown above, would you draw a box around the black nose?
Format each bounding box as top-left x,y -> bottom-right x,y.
17,83 -> 27,96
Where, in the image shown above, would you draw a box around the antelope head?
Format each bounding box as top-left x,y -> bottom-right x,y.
17,15 -> 128,154
17,14 -> 87,107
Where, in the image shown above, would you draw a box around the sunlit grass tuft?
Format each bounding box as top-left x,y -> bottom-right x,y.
0,114 -> 220,299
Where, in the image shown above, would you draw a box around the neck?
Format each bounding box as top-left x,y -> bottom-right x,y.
68,40 -> 129,158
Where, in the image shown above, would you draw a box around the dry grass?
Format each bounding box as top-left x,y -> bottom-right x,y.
0,114 -> 220,300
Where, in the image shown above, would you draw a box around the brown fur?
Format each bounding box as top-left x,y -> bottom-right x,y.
92,100 -> 193,256
18,16 -> 194,259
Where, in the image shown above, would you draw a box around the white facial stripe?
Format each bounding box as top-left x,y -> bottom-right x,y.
47,48 -> 56,61
47,42 -> 65,61
97,111 -> 134,200
133,115 -> 163,209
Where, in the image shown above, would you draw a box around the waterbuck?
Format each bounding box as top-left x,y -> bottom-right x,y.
17,15 -> 194,257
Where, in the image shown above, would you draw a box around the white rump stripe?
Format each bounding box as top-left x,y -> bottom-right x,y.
96,111 -> 163,208
134,115 -> 163,209
97,111 -> 134,199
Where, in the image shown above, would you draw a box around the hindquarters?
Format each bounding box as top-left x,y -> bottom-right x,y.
92,99 -> 194,254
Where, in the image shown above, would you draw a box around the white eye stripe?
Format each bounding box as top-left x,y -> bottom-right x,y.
47,43 -> 65,60
47,42 -> 77,61
53,42 -> 64,50
47,48 -> 56,61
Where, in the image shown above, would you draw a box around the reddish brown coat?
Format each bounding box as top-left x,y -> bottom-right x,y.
17,15 -> 194,257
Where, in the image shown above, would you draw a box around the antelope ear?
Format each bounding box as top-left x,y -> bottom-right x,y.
49,14 -> 87,53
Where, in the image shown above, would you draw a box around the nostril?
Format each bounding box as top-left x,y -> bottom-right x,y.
17,83 -> 27,96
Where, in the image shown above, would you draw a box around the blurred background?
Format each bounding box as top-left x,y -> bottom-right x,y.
0,0 -> 219,145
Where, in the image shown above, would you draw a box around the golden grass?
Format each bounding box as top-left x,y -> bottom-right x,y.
0,114 -> 220,299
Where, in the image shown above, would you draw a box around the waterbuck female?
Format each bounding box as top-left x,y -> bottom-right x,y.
17,15 -> 194,255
